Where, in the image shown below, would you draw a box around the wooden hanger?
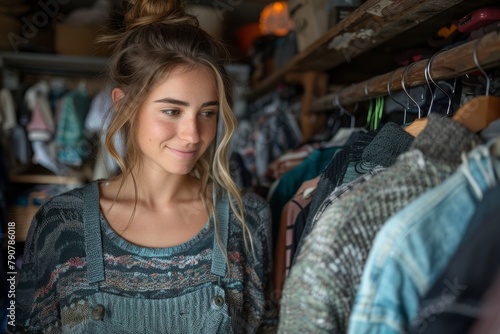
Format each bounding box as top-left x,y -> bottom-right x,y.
452,36 -> 500,132
401,62 -> 428,137
404,116 -> 428,137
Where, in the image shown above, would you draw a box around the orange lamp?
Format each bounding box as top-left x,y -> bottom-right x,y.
259,1 -> 294,36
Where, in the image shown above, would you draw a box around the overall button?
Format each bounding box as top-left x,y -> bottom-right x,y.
211,295 -> 225,310
91,304 -> 106,320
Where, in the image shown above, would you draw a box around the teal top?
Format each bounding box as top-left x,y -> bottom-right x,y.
12,182 -> 275,333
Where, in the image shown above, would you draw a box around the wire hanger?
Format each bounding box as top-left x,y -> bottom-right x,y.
335,94 -> 356,129
387,68 -> 407,123
402,62 -> 428,137
426,50 -> 453,116
452,32 -> 500,132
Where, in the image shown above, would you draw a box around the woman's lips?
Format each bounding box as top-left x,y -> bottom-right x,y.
168,147 -> 198,159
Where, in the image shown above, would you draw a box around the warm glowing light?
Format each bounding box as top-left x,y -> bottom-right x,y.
259,1 -> 294,36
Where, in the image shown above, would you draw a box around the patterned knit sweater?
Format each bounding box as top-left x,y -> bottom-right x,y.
12,183 -> 275,333
278,115 -> 481,334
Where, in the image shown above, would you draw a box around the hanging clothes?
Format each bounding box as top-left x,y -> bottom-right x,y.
273,189 -> 312,302
290,130 -> 376,236
405,184 -> 500,333
235,108 -> 302,188
231,87 -> 303,189
24,81 -> 69,175
268,146 -> 340,247
267,143 -> 320,180
278,114 -> 481,334
348,142 -> 500,334
11,126 -> 32,166
272,126 -> 372,301
55,85 -> 91,167
0,88 -> 16,135
25,81 -> 55,142
0,88 -> 19,170
291,122 -> 414,264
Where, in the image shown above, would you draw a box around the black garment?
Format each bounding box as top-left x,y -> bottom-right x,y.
288,134 -> 367,263
291,123 -> 414,265
288,132 -> 365,265
469,273 -> 500,334
409,183 -> 500,334
290,202 -> 311,263
303,131 -> 375,229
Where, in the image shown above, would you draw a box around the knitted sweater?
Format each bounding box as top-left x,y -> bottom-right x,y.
278,114 -> 481,334
12,183 -> 274,333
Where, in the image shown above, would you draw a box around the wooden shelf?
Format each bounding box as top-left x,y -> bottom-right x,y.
0,51 -> 109,76
9,164 -> 90,185
9,173 -> 87,185
312,31 -> 500,110
246,0 -> 497,101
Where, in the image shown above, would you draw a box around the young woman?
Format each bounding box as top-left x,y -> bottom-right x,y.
12,0 -> 275,332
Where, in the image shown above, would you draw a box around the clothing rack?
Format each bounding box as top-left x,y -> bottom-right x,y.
312,29 -> 500,112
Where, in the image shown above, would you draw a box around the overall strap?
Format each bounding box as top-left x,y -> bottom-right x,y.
211,190 -> 230,278
83,182 -> 105,284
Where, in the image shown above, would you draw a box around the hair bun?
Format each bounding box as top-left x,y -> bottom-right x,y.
124,0 -> 198,30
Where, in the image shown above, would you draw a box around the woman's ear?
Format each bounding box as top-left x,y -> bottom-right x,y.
111,87 -> 124,103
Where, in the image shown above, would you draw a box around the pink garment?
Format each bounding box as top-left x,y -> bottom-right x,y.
26,100 -> 51,141
267,143 -> 320,179
26,93 -> 55,142
284,191 -> 312,277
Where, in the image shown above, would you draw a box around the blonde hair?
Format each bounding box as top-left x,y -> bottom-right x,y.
99,0 -> 253,261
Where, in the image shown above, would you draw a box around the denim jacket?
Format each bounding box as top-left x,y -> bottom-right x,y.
348,143 -> 500,334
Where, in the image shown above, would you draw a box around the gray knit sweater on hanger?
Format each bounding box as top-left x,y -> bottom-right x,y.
278,114 -> 481,334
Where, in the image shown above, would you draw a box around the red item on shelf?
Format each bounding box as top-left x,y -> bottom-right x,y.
458,7 -> 500,33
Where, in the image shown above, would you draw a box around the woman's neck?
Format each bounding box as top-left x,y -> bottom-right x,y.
106,168 -> 204,210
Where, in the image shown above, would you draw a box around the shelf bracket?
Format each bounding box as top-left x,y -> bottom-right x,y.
286,70 -> 329,141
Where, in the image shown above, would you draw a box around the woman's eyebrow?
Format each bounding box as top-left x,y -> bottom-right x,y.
201,101 -> 219,107
153,98 -> 189,106
153,98 -> 219,107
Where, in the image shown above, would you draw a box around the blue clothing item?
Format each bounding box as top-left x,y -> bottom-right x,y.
82,183 -> 232,333
408,184 -> 500,334
55,87 -> 91,166
347,143 -> 500,334
12,182 -> 275,333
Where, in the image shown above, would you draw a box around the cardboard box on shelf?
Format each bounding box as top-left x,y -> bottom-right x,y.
0,14 -> 22,51
54,23 -> 110,57
288,0 -> 328,52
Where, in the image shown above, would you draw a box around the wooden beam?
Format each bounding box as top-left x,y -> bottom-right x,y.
312,30 -> 500,111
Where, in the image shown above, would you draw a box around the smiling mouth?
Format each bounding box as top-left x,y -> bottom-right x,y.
168,147 -> 198,159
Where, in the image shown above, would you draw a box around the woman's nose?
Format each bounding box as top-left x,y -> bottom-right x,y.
178,117 -> 200,143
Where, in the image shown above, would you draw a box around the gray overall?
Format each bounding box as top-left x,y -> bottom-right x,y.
80,182 -> 233,334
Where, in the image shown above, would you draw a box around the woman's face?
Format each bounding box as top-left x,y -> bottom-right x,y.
134,65 -> 219,175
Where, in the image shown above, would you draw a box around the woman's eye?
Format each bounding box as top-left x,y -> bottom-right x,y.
162,109 -> 180,116
201,110 -> 218,118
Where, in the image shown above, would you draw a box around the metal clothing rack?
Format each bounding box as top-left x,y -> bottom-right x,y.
311,29 -> 500,112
